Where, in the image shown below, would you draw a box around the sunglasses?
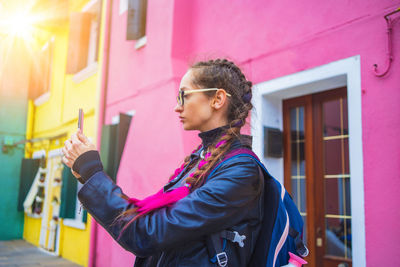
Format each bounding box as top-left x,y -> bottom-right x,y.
177,88 -> 232,106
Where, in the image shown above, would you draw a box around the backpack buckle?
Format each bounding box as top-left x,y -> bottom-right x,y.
232,231 -> 246,247
216,252 -> 228,267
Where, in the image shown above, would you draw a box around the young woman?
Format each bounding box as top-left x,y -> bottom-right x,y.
62,59 -> 266,266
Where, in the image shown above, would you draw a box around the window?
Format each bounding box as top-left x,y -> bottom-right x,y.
18,158 -> 41,212
29,39 -> 53,105
60,163 -> 87,229
66,0 -> 101,76
23,151 -> 47,218
126,0 -> 147,42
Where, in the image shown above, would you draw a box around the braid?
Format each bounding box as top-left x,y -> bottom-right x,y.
167,144 -> 201,181
115,58 -> 253,233
184,58 -> 253,190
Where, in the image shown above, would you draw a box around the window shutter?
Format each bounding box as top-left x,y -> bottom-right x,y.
28,43 -> 52,99
18,158 -> 40,211
66,12 -> 92,74
126,0 -> 147,40
100,113 -> 133,181
100,124 -> 118,181
28,60 -> 42,99
82,210 -> 88,223
114,113 -> 133,176
59,164 -> 77,219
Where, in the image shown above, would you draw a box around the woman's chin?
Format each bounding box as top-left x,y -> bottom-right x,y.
182,123 -> 198,131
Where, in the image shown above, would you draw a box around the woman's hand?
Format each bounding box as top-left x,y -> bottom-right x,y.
62,129 -> 97,178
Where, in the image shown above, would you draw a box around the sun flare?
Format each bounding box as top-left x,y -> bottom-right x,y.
0,12 -> 36,40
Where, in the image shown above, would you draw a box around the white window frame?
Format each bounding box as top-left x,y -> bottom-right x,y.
251,55 -> 365,267
39,148 -> 63,255
24,150 -> 47,218
135,35 -> 147,50
111,109 -> 136,124
119,0 -> 128,14
62,181 -> 86,230
62,135 -> 94,230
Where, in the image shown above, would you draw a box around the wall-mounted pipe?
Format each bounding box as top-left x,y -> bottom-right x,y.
89,0 -> 114,266
373,7 -> 400,77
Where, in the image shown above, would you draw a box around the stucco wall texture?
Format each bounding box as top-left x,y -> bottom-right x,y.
93,0 -> 400,266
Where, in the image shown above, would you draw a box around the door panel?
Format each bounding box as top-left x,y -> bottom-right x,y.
283,95 -> 315,266
289,106 -> 308,244
316,89 -> 352,267
283,87 -> 351,267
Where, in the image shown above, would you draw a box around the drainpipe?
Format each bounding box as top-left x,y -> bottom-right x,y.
25,100 -> 35,158
373,7 -> 400,77
89,0 -> 113,266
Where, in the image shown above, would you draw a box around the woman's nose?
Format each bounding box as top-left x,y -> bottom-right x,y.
174,103 -> 183,112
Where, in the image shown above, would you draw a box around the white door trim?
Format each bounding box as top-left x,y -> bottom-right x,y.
39,149 -> 63,255
251,55 -> 365,266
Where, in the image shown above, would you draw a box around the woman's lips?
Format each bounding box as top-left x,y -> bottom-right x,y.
179,117 -> 185,122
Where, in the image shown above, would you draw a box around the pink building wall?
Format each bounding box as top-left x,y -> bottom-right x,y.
93,0 -> 400,266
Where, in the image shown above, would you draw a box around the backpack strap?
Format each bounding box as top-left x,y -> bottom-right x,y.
207,232 -> 228,267
205,148 -> 259,266
289,227 -> 309,257
205,147 -> 273,183
207,230 -> 246,266
221,230 -> 246,247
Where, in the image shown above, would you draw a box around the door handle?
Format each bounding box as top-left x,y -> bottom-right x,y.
316,227 -> 323,247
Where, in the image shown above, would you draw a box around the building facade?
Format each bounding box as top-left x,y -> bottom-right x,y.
19,0 -> 106,266
91,0 -> 400,266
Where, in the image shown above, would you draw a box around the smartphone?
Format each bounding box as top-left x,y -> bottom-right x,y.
77,108 -> 84,214
78,108 -> 84,131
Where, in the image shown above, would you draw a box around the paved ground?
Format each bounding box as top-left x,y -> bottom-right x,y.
0,240 -> 82,267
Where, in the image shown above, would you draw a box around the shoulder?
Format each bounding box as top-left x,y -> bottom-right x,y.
214,152 -> 260,178
206,150 -> 263,192
217,134 -> 258,175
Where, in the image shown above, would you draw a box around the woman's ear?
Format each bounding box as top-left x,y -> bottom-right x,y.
211,89 -> 228,110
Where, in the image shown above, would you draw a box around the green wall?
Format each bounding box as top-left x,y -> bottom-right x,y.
0,40 -> 30,240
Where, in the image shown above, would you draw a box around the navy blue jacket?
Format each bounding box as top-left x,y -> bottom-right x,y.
76,139 -> 265,266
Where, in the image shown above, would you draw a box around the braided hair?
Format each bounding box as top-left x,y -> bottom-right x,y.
115,59 -> 253,235
184,58 -> 253,190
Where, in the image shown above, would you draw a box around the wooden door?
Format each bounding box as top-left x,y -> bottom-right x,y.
283,87 -> 352,267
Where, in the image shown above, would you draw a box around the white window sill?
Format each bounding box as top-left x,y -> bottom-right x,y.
34,92 -> 50,106
72,62 -> 98,83
135,36 -> 147,50
63,219 -> 86,230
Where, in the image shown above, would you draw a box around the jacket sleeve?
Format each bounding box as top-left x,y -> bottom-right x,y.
77,156 -> 262,257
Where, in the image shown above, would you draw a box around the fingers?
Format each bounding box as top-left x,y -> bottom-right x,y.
63,140 -> 79,159
62,132 -> 97,172
62,155 -> 72,168
71,132 -> 83,146
71,170 -> 81,179
77,129 -> 90,145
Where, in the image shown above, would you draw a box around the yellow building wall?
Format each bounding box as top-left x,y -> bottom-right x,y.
23,0 -> 105,266
23,215 -> 41,245
60,218 -> 92,264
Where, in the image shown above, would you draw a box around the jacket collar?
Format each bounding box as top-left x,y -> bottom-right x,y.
198,125 -> 228,149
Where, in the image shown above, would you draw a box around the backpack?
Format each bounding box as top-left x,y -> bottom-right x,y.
205,148 -> 309,267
